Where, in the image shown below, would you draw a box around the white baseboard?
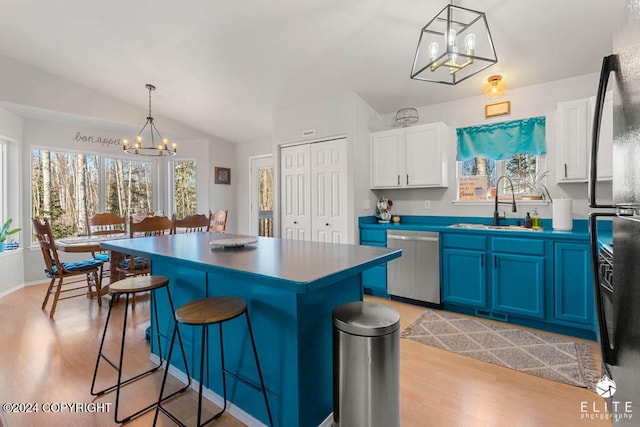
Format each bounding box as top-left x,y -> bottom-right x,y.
320,413 -> 335,427
150,354 -> 266,426
0,283 -> 24,299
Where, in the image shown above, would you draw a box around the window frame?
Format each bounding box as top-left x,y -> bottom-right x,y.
30,144 -> 160,240
455,154 -> 548,203
169,157 -> 198,219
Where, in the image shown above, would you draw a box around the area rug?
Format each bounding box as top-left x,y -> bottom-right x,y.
401,309 -> 600,392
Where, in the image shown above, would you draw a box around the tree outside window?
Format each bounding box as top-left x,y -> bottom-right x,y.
31,149 -> 99,237
31,149 -> 153,238
459,153 -> 539,200
172,160 -> 197,219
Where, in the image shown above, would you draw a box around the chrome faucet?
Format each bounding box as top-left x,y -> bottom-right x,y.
493,175 -> 517,226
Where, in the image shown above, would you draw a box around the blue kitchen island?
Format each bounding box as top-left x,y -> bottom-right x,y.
101,233 -> 401,427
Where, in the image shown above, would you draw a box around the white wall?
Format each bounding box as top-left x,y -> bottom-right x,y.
368,72 -> 611,221
0,55 -> 238,285
272,92 -> 378,243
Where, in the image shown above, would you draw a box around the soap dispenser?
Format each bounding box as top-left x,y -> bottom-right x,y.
525,212 -> 532,228
532,209 -> 541,229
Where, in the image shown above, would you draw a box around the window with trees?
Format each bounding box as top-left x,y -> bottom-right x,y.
460,154 -> 539,200
172,160 -> 197,219
32,149 -> 100,237
31,148 -> 153,238
104,158 -> 153,216
457,117 -> 546,201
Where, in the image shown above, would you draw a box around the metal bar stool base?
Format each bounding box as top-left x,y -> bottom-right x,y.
154,297 -> 273,427
90,276 -> 191,424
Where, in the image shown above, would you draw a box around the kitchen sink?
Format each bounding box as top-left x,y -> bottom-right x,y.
448,223 -> 541,231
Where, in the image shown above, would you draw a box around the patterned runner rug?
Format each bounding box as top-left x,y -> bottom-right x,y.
401,309 -> 600,392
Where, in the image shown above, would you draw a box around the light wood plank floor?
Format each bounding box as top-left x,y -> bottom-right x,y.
0,284 -> 610,426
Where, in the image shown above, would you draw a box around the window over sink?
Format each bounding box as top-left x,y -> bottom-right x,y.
456,117 -> 547,202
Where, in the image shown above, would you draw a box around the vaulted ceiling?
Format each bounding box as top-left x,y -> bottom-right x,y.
0,0 -> 627,143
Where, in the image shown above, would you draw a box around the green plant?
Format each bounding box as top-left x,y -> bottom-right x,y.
516,169 -> 553,201
0,218 -> 21,242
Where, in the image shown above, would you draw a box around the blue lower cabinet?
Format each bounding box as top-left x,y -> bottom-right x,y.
442,248 -> 487,307
553,242 -> 594,325
492,253 -> 545,319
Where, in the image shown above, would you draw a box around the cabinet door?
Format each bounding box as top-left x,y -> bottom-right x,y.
370,129 -> 404,188
442,248 -> 487,307
492,253 -> 545,319
557,98 -> 589,182
553,242 -> 594,325
280,144 -> 311,240
310,138 -> 348,243
405,123 -> 447,187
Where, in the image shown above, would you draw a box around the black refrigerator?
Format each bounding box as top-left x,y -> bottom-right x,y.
589,2 -> 640,424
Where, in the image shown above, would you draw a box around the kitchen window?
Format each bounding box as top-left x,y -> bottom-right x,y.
458,153 -> 541,200
456,117 -> 547,201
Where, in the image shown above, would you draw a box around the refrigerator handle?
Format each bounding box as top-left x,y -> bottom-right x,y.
588,212 -> 617,365
589,54 -> 618,209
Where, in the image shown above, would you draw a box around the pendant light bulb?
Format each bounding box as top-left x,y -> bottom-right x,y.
464,33 -> 476,52
428,42 -> 439,60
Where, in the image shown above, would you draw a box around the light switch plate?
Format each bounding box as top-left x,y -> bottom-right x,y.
424,200 -> 431,209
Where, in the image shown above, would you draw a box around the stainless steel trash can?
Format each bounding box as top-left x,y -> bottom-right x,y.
332,301 -> 400,427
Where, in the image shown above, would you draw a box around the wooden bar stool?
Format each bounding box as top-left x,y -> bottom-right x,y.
91,275 -> 191,424
154,296 -> 273,427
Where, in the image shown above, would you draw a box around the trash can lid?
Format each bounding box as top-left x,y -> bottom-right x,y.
332,301 -> 400,337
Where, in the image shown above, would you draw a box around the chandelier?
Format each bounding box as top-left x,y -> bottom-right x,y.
123,84 -> 176,157
410,3 -> 497,85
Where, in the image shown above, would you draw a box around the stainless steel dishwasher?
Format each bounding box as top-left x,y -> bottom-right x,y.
387,230 -> 440,306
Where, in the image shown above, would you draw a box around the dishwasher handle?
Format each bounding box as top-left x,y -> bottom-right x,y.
387,234 -> 439,243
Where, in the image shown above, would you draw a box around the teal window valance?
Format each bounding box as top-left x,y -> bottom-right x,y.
456,117 -> 546,161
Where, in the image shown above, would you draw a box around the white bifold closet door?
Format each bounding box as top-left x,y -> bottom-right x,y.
280,137 -> 348,243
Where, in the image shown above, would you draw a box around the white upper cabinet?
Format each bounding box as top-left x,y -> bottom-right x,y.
370,122 -> 449,189
557,98 -> 589,182
556,93 -> 612,183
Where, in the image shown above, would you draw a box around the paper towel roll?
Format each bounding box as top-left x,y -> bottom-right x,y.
553,198 -> 573,231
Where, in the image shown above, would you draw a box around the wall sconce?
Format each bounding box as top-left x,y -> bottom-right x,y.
483,75 -> 507,98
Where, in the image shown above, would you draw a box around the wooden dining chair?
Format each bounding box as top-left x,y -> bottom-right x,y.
210,209 -> 228,233
86,213 -> 127,277
172,213 -> 211,234
32,217 -> 103,319
116,215 -> 174,309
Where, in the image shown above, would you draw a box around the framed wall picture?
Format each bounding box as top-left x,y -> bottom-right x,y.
215,167 -> 231,185
485,100 -> 511,118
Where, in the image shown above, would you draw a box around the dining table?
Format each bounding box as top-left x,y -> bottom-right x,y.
56,235 -> 129,293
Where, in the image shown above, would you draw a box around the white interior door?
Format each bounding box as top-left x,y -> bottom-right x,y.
280,144 -> 311,240
249,155 -> 274,237
311,138 -> 348,243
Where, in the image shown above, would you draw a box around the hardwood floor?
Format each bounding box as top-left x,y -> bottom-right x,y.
0,284 -> 610,426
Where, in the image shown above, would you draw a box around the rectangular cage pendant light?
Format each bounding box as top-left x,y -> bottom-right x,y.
410,3 -> 497,85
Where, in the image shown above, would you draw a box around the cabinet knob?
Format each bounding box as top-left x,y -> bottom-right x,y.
326,223 -> 330,226
294,221 -> 298,224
